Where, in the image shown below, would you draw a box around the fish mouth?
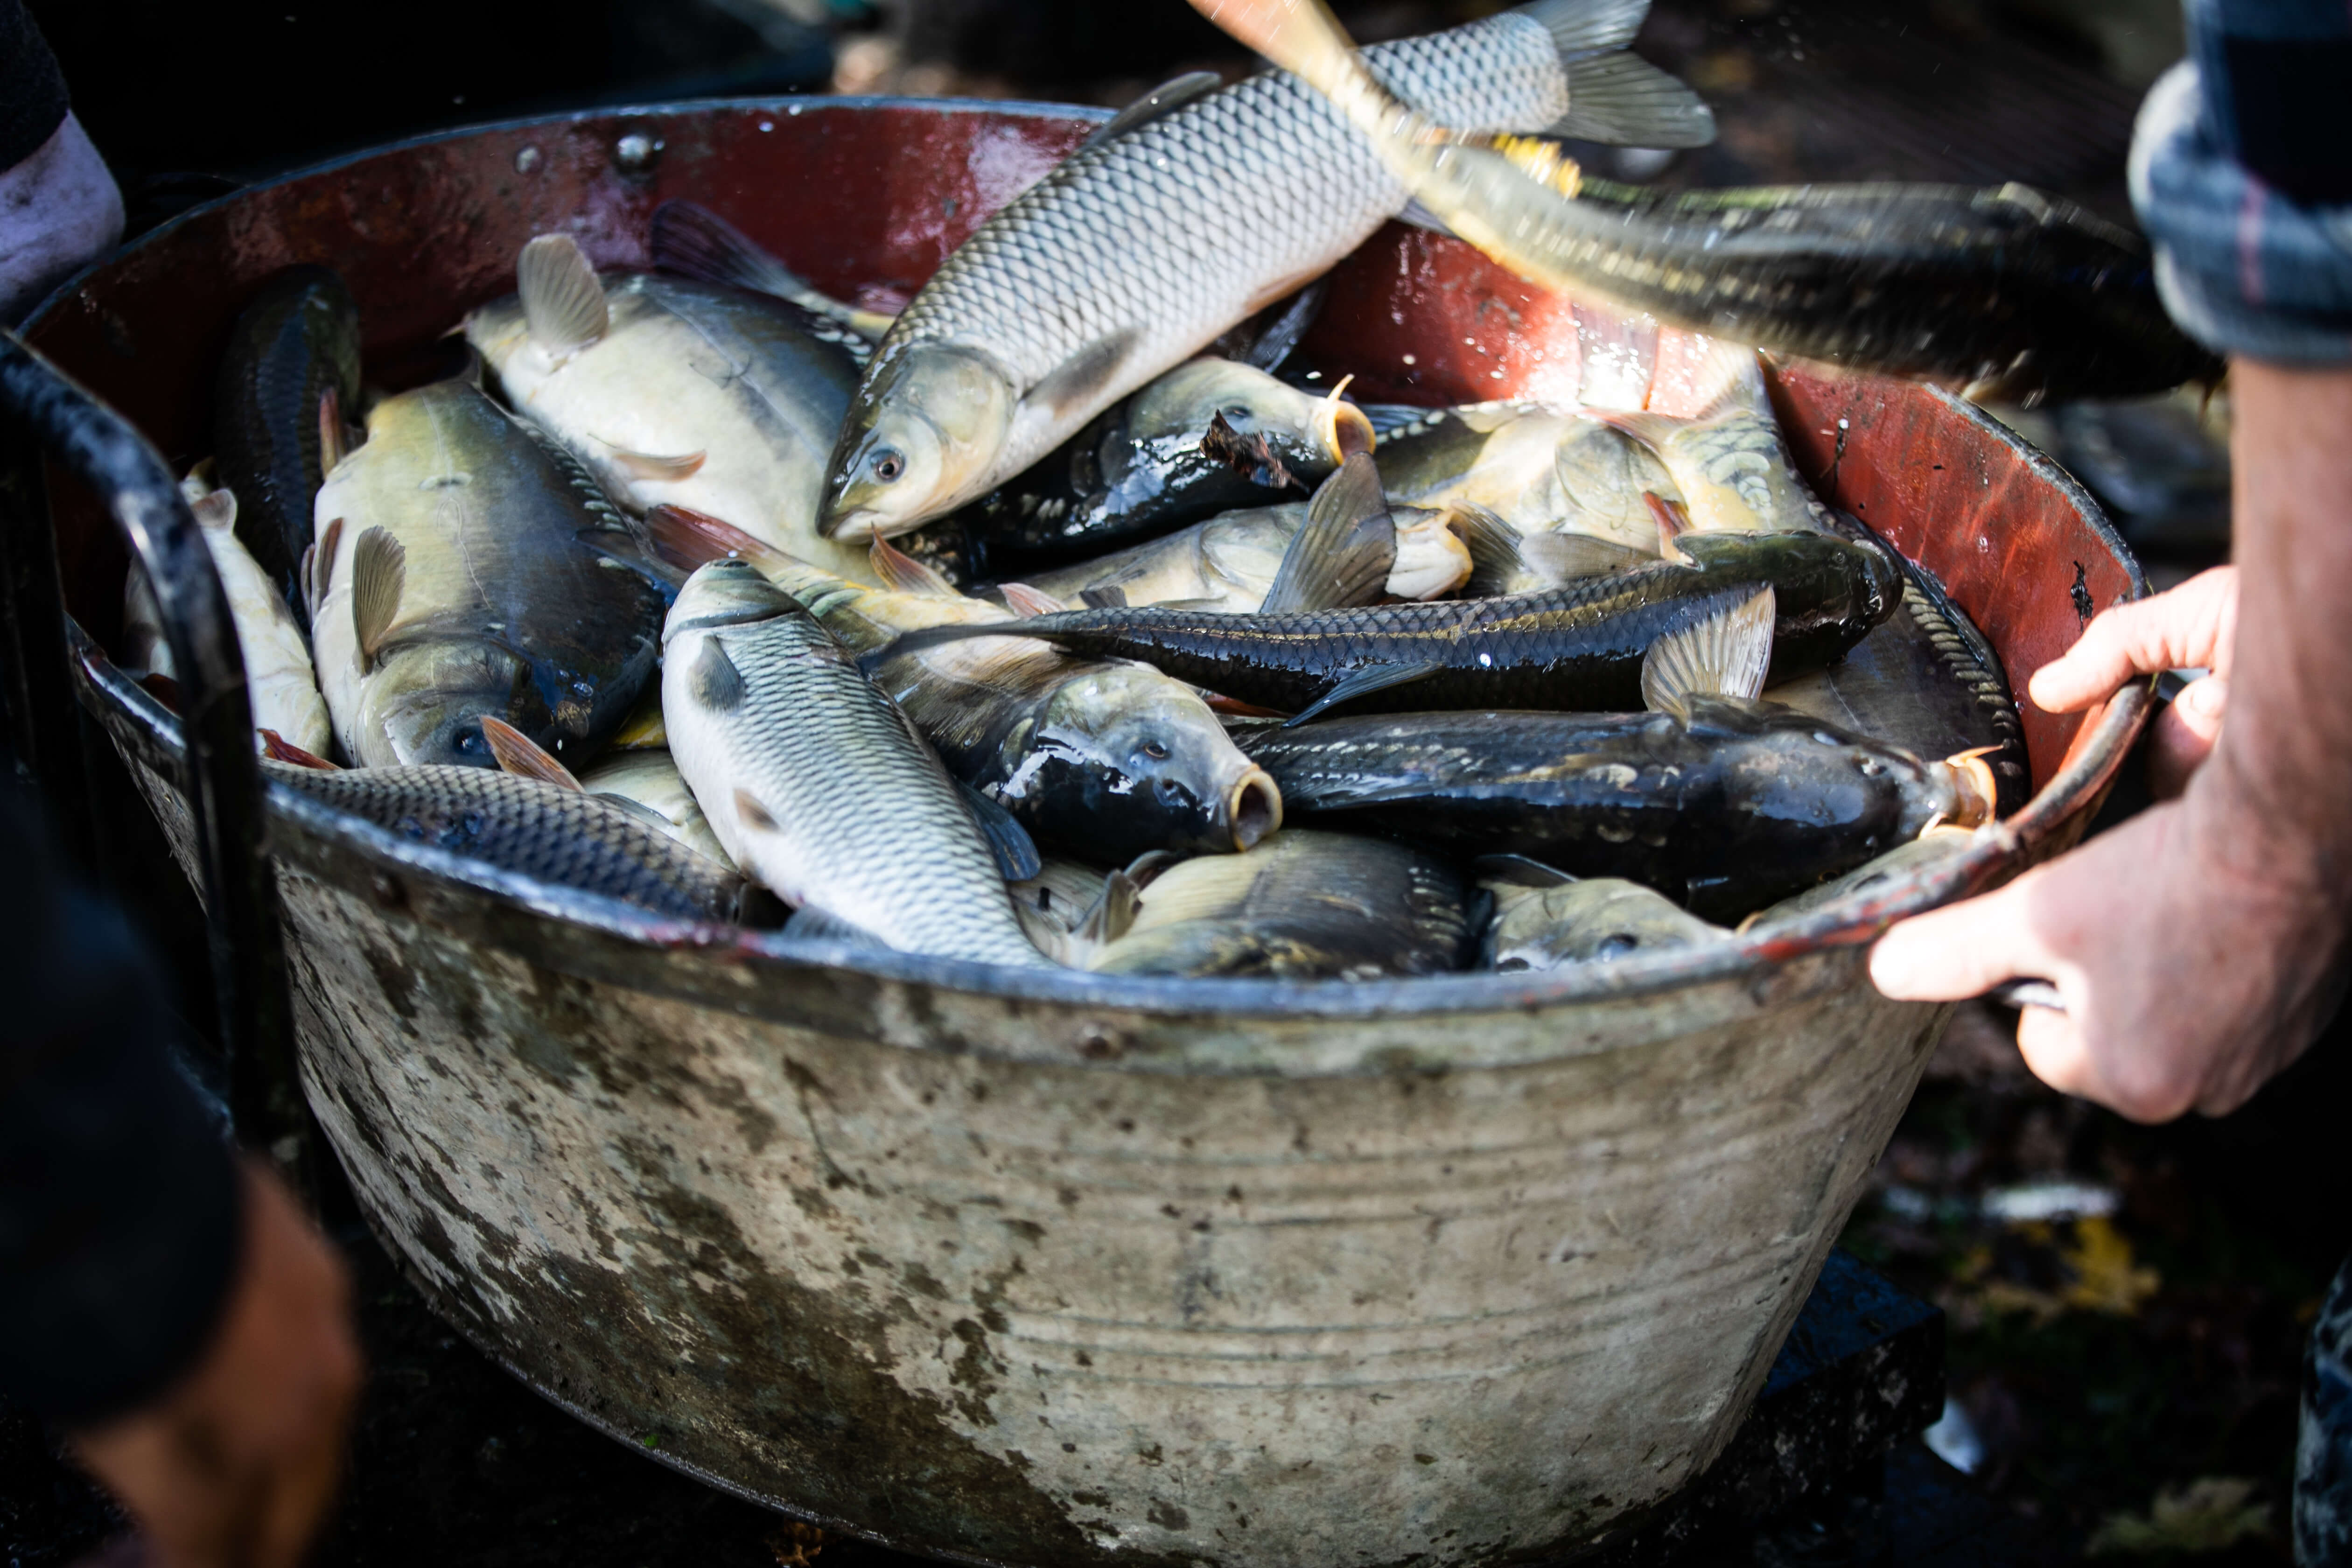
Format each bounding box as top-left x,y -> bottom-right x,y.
822,504 -> 880,544
1312,378 -> 1376,463
1943,746 -> 2001,829
1226,767 -> 1284,850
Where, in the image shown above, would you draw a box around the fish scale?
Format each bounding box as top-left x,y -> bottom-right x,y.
878,13 -> 1571,473
663,565 -> 1048,966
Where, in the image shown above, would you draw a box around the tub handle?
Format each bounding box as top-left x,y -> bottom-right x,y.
0,329 -> 308,1193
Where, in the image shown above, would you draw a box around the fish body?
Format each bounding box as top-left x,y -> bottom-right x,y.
1377,403 -> 1676,553
660,561 -> 1048,966
894,531 -> 1899,719
953,357 -> 1371,564
310,375 -> 666,769
1482,875 -> 1727,971
212,265 -> 362,623
466,240 -> 874,583
1600,349 -> 1827,534
1088,828 -> 1469,978
1018,500 -> 1468,612
576,749 -> 735,868
821,1 -> 1702,539
1245,699 -> 1986,919
269,760 -> 740,920
125,482 -> 332,757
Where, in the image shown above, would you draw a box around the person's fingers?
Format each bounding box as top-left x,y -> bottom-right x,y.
2027,565 -> 2237,714
2148,675 -> 2228,799
1868,874 -> 2066,1001
2012,994 -> 2092,1099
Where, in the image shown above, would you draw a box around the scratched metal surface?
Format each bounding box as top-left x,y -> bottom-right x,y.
32,99 -> 2145,1567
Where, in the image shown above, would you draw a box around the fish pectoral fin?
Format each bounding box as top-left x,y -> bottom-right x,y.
956,778 -> 1043,882
259,729 -> 340,770
1551,53 -> 1717,150
1245,278 -> 1329,374
518,233 -> 610,352
349,525 -> 407,671
317,385 -> 348,473
649,200 -> 895,341
1262,452 -> 1394,614
1283,661 -> 1445,728
689,636 -> 748,712
604,445 -> 707,483
1076,869 -> 1141,946
1517,529 -> 1653,583
480,715 -> 585,791
1448,504 -> 1529,596
1640,585 -> 1775,721
1471,853 -> 1577,889
999,581 -> 1069,616
645,504 -> 788,576
308,517 -> 344,623
784,904 -> 890,947
1080,70 -> 1224,150
732,787 -> 782,833
1028,329 -> 1142,419
1644,490 -> 1695,560
190,487 -> 235,533
868,535 -> 959,596
1077,585 -> 1129,610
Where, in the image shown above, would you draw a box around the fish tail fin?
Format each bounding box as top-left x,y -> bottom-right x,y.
1517,0 -> 1715,148
518,234 -> 610,352
1639,584 -> 1773,720
1261,452 -> 1394,614
650,200 -> 896,341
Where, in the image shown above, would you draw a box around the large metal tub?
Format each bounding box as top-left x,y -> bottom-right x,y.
17,100 -> 2146,1568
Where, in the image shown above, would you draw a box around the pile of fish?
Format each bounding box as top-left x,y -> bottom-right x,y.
126,0 -> 2082,981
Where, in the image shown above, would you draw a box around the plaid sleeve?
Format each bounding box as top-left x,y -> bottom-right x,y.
2128,0 -> 2352,364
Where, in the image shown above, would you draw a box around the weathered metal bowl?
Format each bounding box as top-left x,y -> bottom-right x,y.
19,100 -> 2145,1568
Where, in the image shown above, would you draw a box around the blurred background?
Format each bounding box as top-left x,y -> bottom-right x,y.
12,1 -> 2339,1562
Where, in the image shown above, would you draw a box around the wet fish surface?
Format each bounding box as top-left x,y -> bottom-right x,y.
660,560 -> 1050,966
820,0 -> 1712,539
269,760 -> 742,920
212,265 -> 362,623
576,749 -> 736,869
884,530 -> 1900,721
1481,871 -> 1728,972
1244,700 -> 1992,920
309,372 -> 667,770
466,235 -> 875,583
1087,828 -> 1470,978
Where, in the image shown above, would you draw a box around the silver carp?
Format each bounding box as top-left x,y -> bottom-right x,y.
576,749 -> 735,869
1481,871 -> 1728,972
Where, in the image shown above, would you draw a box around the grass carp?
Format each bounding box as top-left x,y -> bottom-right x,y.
883,529 -> 1899,722
820,0 -> 1713,540
212,265 -> 361,625
660,560 -> 1050,966
649,505 -> 1281,862
266,757 -> 742,921
1243,700 -> 1995,920
1086,828 -> 1470,978
465,235 -> 875,584
309,371 -> 666,770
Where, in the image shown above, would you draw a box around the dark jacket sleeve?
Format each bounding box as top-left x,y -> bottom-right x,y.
2128,0 -> 2352,364
0,785 -> 242,1428
0,0 -> 69,172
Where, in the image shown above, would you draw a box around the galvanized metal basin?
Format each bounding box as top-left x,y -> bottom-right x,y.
22,99 -> 2146,1568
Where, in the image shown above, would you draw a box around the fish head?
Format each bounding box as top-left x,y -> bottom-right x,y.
1701,698 -> 1962,858
358,639 -> 535,769
1484,876 -> 1722,972
1130,358 -> 1374,464
1386,509 -> 1474,599
1004,667 -> 1283,861
664,559 -> 802,644
821,345 -> 1016,542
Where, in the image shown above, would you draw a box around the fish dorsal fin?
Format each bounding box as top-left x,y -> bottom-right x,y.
1553,51 -> 1717,149
1519,530 -> 1653,582
518,234 -> 609,353
1471,852 -> 1576,888
1029,328 -> 1142,419
1078,585 -> 1129,610
785,904 -> 889,947
480,715 -> 584,791
998,581 -> 1067,617
1643,490 -> 1694,560
1077,869 -> 1141,946
308,516 -> 344,622
956,779 -> 1043,882
1687,337 -> 1773,422
317,385 -> 348,472
868,536 -> 957,596
1640,585 -> 1774,721
604,445 -> 707,483
350,526 -> 406,669
648,199 -> 896,341
1448,504 -> 1529,596
645,504 -> 788,575
1079,71 -> 1224,152
189,487 -> 236,533
1261,452 -> 1394,613
259,729 -> 340,770
1282,660 -> 1443,728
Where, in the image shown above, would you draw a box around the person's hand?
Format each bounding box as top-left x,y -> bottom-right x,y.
70,1162 -> 362,1568
2028,564 -> 2234,798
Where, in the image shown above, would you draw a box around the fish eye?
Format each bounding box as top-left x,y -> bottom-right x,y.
453,724 -> 489,757
870,448 -> 906,483
1141,740 -> 1171,761
1857,756 -> 1885,777
1221,405 -> 1253,421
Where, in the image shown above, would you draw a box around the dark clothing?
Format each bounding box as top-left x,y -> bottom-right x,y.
0,787 -> 240,1427
2303,1260 -> 2352,1564
0,0 -> 68,171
